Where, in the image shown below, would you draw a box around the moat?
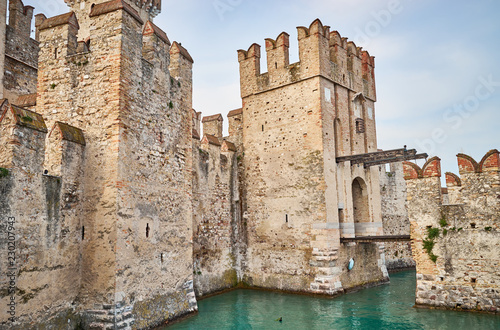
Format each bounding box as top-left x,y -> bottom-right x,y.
168,271 -> 500,329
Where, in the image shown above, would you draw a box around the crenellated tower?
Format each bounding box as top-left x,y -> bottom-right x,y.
1,0 -> 39,101
237,19 -> 386,297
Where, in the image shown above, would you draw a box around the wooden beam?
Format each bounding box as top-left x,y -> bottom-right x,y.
363,153 -> 428,168
336,147 -> 412,163
336,147 -> 427,165
340,235 -> 411,243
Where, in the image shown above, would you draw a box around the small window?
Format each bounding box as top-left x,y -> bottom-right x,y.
285,214 -> 288,223
146,223 -> 150,238
355,118 -> 365,133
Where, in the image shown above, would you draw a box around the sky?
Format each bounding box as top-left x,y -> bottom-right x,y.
29,0 -> 500,180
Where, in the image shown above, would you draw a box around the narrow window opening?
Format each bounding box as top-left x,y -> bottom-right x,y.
160,253 -> 163,263
54,47 -> 58,59
146,223 -> 150,238
285,214 -> 288,223
262,125 -> 264,131
81,226 -> 85,240
275,62 -> 277,69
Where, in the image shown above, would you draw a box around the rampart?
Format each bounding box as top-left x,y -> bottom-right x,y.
403,150 -> 500,313
191,112 -> 242,297
1,0 -> 198,328
0,100 -> 85,328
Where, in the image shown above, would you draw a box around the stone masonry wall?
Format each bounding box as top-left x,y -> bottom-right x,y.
2,0 -> 38,102
379,162 -> 414,270
404,150 -> 500,313
0,102 -> 85,328
192,133 -> 240,297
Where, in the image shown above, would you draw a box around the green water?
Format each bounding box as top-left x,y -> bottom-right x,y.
168,271 -> 499,329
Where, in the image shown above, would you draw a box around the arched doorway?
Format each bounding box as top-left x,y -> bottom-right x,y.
352,177 -> 369,233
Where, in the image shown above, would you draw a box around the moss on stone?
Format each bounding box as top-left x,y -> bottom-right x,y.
222,268 -> 238,287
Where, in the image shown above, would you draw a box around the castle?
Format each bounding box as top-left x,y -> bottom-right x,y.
1,0 -> 495,328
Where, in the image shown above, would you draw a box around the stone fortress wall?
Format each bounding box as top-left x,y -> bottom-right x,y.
403,150 -> 500,313
379,161 -> 414,270
1,0 -> 197,328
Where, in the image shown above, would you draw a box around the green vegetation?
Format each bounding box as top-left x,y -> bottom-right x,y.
0,167 -> 9,178
423,227 -> 440,263
485,226 -> 492,232
21,115 -> 33,122
50,83 -> 56,89
168,101 -> 174,109
439,216 -> 448,227
427,227 -> 440,239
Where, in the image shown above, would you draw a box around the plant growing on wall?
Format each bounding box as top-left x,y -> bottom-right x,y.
439,215 -> 448,227
0,167 -> 9,178
423,227 -> 440,263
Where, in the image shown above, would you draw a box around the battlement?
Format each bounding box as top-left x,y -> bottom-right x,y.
0,99 -> 85,171
64,0 -> 161,23
402,156 -> 441,180
202,113 -> 223,138
403,150 -> 500,208
192,109 -> 242,148
238,19 -> 376,100
457,149 -> 499,174
8,0 -> 33,38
